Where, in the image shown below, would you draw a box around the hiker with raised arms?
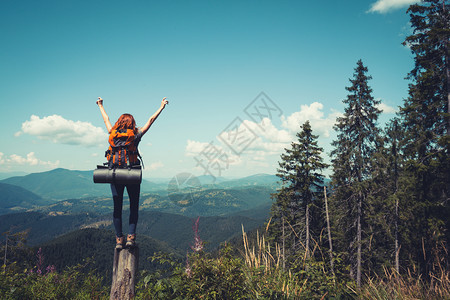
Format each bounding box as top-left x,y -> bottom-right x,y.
96,96 -> 168,249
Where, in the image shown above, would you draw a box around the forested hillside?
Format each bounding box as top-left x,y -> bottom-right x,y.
0,183 -> 49,214
0,211 -> 103,245
0,209 -> 267,249
39,228 -> 182,283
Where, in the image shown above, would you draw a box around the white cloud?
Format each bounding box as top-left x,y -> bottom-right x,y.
377,102 -> 398,114
215,118 -> 292,158
242,118 -> 292,143
186,139 -> 242,176
0,152 -> 60,168
368,0 -> 419,14
185,140 -> 211,157
281,102 -> 341,138
185,101 -> 341,177
18,115 -> 107,147
10,153 -> 38,165
148,162 -> 164,170
239,120 -> 292,154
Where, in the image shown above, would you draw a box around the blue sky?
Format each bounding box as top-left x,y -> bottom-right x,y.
0,0 -> 419,179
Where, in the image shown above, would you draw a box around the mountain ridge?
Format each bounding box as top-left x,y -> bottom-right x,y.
0,168 -> 169,201
0,183 -> 49,215
0,209 -> 267,251
0,168 -> 280,200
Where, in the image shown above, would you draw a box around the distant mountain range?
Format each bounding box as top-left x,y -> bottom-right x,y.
0,168 -> 278,199
0,168 -> 276,250
1,168 -> 110,201
0,171 -> 29,180
0,183 -> 50,214
0,168 -> 315,279
215,173 -> 280,188
32,186 -> 273,218
0,168 -> 175,201
0,168 -> 279,214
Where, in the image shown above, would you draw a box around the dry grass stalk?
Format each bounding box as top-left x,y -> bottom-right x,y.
242,225 -> 306,298
242,225 -> 279,273
362,265 -> 450,300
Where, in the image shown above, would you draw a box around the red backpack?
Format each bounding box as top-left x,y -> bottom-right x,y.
105,129 -> 142,168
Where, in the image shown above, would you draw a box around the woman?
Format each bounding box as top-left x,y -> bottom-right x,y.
96,96 -> 168,249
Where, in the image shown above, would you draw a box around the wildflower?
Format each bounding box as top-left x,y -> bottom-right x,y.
36,247 -> 44,275
185,253 -> 192,278
46,265 -> 56,274
191,217 -> 203,252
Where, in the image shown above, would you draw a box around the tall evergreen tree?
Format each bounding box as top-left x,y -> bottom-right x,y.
367,118 -> 406,275
1,230 -> 32,272
270,121 -> 328,265
330,60 -> 381,287
399,0 -> 450,275
383,119 -> 402,273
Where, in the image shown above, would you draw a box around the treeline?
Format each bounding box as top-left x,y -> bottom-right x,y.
269,0 -> 449,289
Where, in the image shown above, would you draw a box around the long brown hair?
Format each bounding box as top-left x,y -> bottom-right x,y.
112,114 -> 138,134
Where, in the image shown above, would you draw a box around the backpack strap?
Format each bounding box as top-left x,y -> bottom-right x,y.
134,147 -> 144,169
126,147 -> 132,170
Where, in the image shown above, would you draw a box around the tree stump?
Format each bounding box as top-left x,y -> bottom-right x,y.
110,246 -> 139,300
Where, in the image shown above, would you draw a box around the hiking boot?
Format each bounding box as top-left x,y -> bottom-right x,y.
126,234 -> 136,248
116,236 -> 124,250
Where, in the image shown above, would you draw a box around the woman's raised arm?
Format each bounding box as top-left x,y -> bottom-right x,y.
140,97 -> 169,135
96,97 -> 113,133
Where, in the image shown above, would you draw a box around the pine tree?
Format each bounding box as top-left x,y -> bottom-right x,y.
330,60 -> 381,287
384,119 -> 402,273
399,0 -> 450,275
1,230 -> 32,272
270,121 -> 328,265
367,118 -> 406,275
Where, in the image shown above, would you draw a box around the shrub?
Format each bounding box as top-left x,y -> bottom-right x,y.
137,244 -> 249,299
1,255 -> 108,300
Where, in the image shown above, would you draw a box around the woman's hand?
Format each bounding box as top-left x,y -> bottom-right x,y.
161,97 -> 168,107
97,97 -> 103,106
141,97 -> 169,135
97,97 -> 112,133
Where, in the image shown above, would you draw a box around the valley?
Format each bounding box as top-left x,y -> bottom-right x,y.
0,168 -> 276,277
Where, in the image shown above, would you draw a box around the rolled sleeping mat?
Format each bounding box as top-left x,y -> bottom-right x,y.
93,165 -> 142,185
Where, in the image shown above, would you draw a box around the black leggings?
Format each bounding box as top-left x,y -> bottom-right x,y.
111,183 -> 140,237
